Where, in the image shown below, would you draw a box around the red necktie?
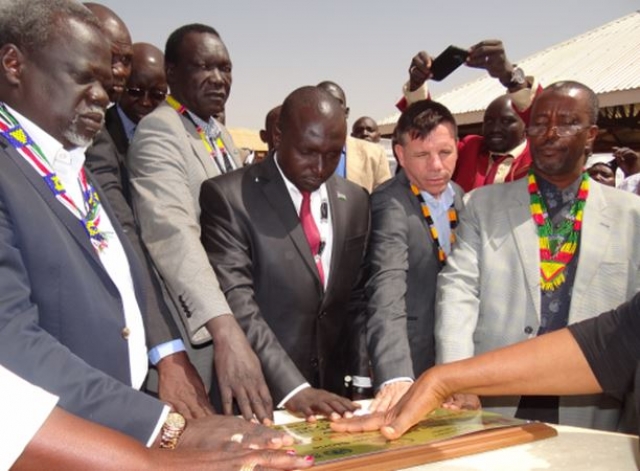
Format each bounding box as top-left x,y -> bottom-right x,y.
300,191 -> 325,285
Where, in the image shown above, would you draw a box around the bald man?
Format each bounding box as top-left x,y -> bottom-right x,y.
85,29 -> 212,417
84,3 -> 133,102
200,86 -> 370,420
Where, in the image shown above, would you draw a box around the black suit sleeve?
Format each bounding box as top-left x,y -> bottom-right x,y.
200,178 -> 307,403
0,194 -> 165,443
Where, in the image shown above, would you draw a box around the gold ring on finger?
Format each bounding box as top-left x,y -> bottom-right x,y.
239,462 -> 257,471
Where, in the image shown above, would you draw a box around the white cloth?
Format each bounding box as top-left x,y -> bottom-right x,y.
9,106 -> 148,388
0,365 -> 59,471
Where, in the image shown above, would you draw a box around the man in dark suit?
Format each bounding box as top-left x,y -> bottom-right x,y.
84,7 -> 210,418
201,86 -> 370,420
0,0 -> 298,455
365,99 -> 465,413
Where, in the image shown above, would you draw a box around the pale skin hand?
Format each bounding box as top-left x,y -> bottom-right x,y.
156,351 -> 216,419
207,315 -> 274,425
368,381 -> 413,413
331,328 -> 601,440
285,387 -> 360,422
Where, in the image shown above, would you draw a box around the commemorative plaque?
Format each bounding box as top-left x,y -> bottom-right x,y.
278,409 -> 557,470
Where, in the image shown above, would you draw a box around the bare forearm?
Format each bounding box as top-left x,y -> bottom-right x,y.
425,328 -> 602,399
13,407 -> 157,471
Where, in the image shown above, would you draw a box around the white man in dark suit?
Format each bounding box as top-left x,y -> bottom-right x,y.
200,86 -> 370,420
0,1 -> 306,467
363,99 -> 465,413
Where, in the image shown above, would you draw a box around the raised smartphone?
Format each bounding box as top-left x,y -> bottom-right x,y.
430,45 -> 469,81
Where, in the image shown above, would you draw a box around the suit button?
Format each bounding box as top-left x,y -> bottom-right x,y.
121,327 -> 130,340
311,358 -> 319,367
524,326 -> 534,335
318,311 -> 327,319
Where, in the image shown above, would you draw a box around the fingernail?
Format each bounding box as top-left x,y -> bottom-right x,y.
305,455 -> 315,462
286,450 -> 297,456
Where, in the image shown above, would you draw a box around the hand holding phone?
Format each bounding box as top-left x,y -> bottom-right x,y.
430,45 -> 469,81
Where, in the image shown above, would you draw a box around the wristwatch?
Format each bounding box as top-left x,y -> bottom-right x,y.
159,412 -> 186,449
503,66 -> 526,89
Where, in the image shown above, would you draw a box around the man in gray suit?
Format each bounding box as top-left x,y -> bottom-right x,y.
85,5 -> 211,417
436,81 -> 640,431
128,24 -> 273,423
200,86 -> 370,420
0,0 -> 294,452
364,100 -> 464,413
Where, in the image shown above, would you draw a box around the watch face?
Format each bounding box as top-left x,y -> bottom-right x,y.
512,68 -> 526,84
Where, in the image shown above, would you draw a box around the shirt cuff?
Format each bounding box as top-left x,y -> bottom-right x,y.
380,377 -> 414,389
352,376 -> 372,388
148,339 -> 186,366
402,81 -> 430,105
277,383 -> 311,409
146,404 -> 171,447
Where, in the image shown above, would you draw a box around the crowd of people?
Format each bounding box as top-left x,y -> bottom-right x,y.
2,0 -> 640,470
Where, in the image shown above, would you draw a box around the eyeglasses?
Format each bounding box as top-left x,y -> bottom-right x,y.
125,87 -> 167,102
526,124 -> 591,137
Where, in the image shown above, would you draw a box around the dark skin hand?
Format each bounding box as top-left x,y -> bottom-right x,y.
156,351 -> 216,419
285,387 -> 360,422
208,315 -> 274,425
613,146 -> 640,177
175,413 -> 295,450
407,39 -> 520,92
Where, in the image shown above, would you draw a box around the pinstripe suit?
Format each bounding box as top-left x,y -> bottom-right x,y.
436,176 -> 640,430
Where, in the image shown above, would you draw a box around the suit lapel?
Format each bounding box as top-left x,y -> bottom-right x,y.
2,140 -> 103,267
324,177 -> 347,297
398,170 -> 445,262
257,157 -> 322,291
571,182 -> 611,304
507,179 -> 541,318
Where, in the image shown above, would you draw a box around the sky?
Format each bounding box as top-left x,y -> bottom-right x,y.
99,0 -> 637,131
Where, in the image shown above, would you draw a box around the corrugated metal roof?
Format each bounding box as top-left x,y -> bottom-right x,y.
379,11 -> 640,129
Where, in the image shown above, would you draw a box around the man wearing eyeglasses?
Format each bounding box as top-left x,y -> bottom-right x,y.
85,5 -> 213,421
434,81 -> 640,432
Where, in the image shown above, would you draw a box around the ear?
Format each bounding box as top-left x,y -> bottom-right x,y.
0,44 -> 25,86
259,129 -> 267,143
394,142 -> 405,167
165,63 -> 175,88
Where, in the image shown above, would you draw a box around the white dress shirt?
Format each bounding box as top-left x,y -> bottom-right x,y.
273,153 -> 335,407
9,105 -> 148,388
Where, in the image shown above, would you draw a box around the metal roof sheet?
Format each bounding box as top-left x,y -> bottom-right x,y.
379,11 -> 640,129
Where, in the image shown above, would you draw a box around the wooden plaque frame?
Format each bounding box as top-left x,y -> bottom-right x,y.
313,422 -> 557,471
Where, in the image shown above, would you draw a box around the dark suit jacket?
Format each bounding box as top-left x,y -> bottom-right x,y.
200,155 -> 370,403
86,106 -> 179,347
365,170 -> 464,386
0,134 -> 164,442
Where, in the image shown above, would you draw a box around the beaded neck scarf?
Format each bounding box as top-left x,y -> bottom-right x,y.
0,104 -> 108,253
166,95 -> 233,173
528,170 -> 589,291
410,183 -> 458,263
